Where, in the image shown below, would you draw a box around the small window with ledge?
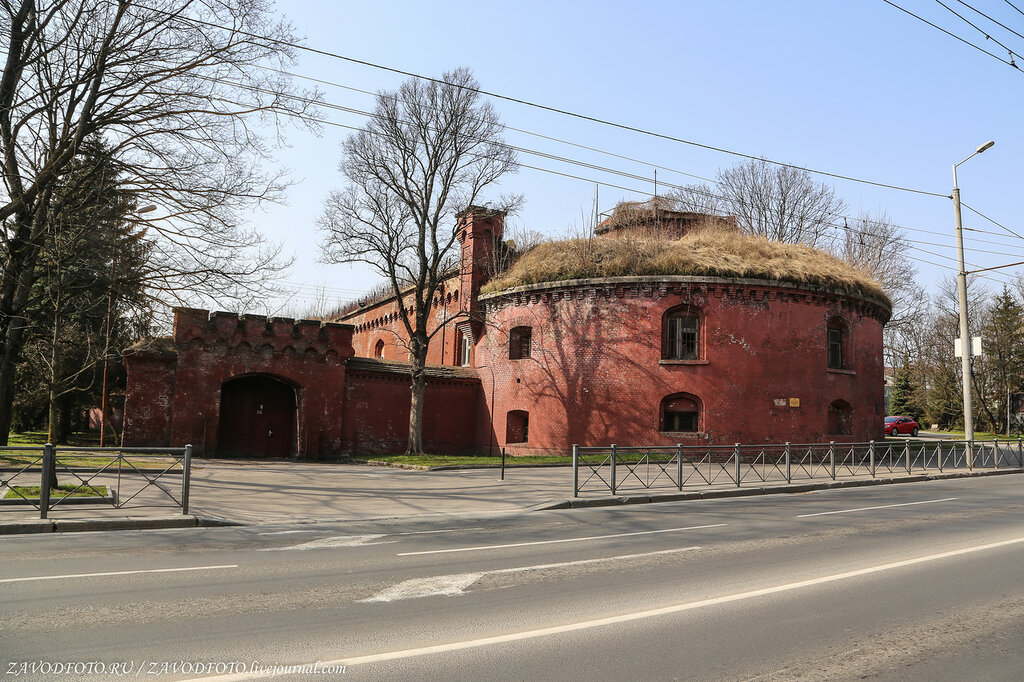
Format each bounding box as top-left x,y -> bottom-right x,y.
373,339 -> 385,359
663,307 -> 701,361
509,326 -> 532,360
506,410 -> 529,443
827,318 -> 849,370
660,393 -> 701,433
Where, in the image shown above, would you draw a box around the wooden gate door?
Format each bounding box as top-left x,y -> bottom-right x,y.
217,376 -> 297,458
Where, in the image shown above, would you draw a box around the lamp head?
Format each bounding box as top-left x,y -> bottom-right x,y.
976,140 -> 995,154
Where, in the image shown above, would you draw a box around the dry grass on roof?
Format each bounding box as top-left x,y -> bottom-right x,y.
481,227 -> 889,304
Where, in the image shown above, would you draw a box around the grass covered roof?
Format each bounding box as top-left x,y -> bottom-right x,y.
481,227 -> 889,305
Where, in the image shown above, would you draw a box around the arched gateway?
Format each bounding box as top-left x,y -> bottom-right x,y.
217,375 -> 297,458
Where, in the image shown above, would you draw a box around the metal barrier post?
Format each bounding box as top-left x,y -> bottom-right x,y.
610,444 -> 617,495
905,440 -> 911,474
676,444 -> 683,491
182,444 -> 192,515
40,443 -> 54,520
994,439 -> 999,469
572,444 -> 579,497
829,441 -> 836,480
785,442 -> 791,483
967,439 -> 974,470
501,447 -> 506,480
734,443 -> 741,487
1019,437 -> 1023,468
937,441 -> 943,472
869,440 -> 876,478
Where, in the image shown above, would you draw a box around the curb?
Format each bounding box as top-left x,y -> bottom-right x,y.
536,468 -> 1024,510
0,514 -> 245,535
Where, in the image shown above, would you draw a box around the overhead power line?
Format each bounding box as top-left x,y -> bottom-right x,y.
127,0 -> 948,199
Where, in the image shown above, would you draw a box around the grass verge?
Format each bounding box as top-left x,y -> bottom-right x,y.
4,484 -> 108,499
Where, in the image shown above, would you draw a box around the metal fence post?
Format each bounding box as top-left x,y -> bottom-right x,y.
501,447 -> 506,480
610,444 -> 617,496
829,441 -> 836,480
994,439 -> 999,469
937,441 -> 943,473
572,444 -> 579,497
785,442 -> 791,484
39,443 -> 54,520
181,444 -> 192,515
1019,437 -> 1023,468
904,440 -> 911,474
676,443 -> 683,491
967,439 -> 974,470
869,440 -> 876,478
734,443 -> 741,487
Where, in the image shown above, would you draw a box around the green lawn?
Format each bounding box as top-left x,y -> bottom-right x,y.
923,429 -> 1023,441
7,430 -> 100,446
356,451 -> 683,468
3,484 -> 108,499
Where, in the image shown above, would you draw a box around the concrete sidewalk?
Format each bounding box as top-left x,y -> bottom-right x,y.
2,459 -> 1022,533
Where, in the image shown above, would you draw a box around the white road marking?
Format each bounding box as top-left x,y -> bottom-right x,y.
257,530 -> 318,536
362,547 -> 702,603
183,535 -> 1024,680
796,497 -> 959,518
0,564 -> 237,584
397,524 -> 726,556
261,535 -> 386,551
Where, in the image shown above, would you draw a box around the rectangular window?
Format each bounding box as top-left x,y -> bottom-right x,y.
665,411 -> 698,432
510,326 -> 532,360
828,328 -> 843,369
459,331 -> 472,367
667,315 -> 699,360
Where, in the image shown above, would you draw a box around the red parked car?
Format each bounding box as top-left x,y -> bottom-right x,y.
885,416 -> 919,437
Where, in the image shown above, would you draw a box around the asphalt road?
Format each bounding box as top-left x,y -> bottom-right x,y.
4,475 -> 1024,681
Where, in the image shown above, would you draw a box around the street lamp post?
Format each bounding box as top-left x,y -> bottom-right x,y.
952,140 -> 994,464
99,203 -> 157,447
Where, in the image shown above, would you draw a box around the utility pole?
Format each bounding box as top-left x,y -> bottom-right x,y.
952,140 -> 994,466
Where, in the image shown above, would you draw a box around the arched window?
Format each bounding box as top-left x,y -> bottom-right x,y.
828,399 -> 853,435
510,326 -> 532,360
661,393 -> 701,433
827,318 -> 848,370
506,410 -> 529,443
663,306 -> 700,360
374,339 -> 385,359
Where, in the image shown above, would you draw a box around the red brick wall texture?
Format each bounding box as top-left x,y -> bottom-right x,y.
123,210 -> 890,458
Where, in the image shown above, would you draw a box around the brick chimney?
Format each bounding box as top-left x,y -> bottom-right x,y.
457,206 -> 505,314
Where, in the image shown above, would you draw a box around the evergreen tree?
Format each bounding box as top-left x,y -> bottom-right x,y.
978,287 -> 1024,434
13,138 -> 151,444
889,361 -> 922,422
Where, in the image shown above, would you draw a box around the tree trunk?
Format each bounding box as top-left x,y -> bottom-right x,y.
406,336 -> 429,456
0,206 -> 48,445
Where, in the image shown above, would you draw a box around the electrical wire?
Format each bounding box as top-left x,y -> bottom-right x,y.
124,0 -> 949,199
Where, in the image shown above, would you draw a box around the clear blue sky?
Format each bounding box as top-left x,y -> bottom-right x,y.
238,0 -> 1024,316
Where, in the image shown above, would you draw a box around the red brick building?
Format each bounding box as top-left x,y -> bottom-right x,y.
123,207 -> 891,457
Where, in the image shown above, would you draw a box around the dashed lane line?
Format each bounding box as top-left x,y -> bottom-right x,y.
796,497 -> 959,518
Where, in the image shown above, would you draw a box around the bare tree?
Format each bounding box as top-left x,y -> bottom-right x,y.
665,182 -> 725,217
319,68 -> 517,455
669,159 -> 845,247
0,0 -> 319,441
837,212 -> 927,365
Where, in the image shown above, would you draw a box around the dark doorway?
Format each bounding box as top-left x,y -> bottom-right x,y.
217,375 -> 297,458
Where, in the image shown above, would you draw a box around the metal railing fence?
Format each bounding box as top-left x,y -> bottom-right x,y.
0,444 -> 192,518
572,439 -> 1023,497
